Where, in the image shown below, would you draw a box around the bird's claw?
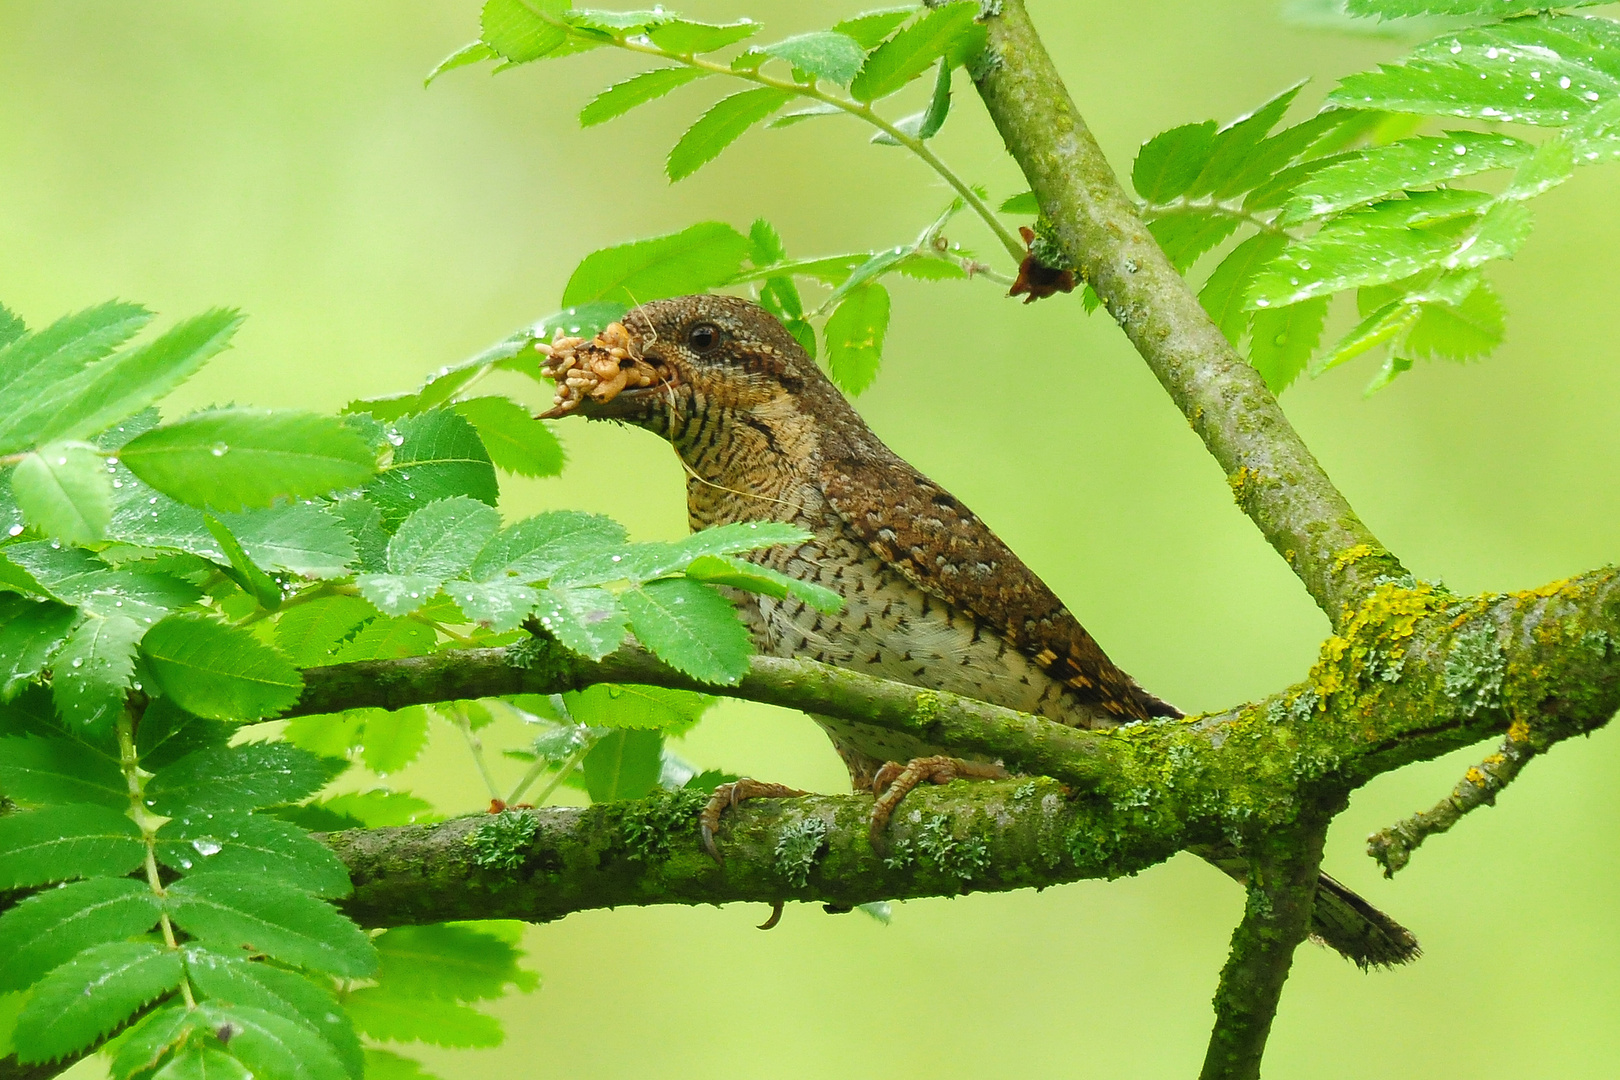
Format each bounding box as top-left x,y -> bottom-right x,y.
868,756 -> 1010,846
699,778 -> 811,864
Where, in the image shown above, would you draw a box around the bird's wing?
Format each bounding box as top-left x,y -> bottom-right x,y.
820,452 -> 1178,722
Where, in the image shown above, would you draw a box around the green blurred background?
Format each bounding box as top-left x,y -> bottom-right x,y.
4,1 -> 1619,1076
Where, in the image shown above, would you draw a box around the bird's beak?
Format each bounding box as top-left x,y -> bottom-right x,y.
535,322 -> 677,420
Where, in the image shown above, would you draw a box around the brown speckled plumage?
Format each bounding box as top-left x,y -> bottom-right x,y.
561,294 -> 1175,763
553,294 -> 1417,967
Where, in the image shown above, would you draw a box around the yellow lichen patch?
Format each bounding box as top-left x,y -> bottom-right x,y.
1506,717 -> 1532,744
1226,466 -> 1262,506
1331,544 -> 1376,575
1464,766 -> 1487,786
1306,581 -> 1448,714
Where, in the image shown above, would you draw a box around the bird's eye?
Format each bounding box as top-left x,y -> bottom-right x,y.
686,322 -> 721,354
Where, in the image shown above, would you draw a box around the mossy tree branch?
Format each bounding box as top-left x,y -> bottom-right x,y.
286,567 -> 1620,1080
1199,818 -> 1332,1080
962,0 -> 1405,626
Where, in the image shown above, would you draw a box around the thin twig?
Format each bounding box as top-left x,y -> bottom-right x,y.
525,10 -> 1026,262
1367,720 -> 1538,877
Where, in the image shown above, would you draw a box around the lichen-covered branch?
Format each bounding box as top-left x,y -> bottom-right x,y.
1366,721 -> 1538,877
963,0 -> 1404,624
292,569 -> 1620,888
1199,819 -> 1332,1080
326,777 -> 1141,928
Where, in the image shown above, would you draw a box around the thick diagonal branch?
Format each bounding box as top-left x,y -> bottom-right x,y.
965,0 -> 1405,624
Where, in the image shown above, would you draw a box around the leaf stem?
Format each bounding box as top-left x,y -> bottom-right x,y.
117,708 -> 197,1009
506,737 -> 593,807
449,705 -> 504,803
536,17 -> 1027,263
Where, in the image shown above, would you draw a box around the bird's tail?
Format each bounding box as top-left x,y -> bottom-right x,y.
1308,871 -> 1421,969
1191,844 -> 1420,969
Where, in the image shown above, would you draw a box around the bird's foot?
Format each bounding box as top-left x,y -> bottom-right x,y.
700,778 -> 811,863
868,756 -> 1010,845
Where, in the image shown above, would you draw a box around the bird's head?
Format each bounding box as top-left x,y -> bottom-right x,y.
538,294 -> 838,466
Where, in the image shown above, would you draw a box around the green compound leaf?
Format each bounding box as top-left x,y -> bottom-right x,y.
327,617 -> 438,663
279,710 -> 367,759
136,700 -> 232,773
424,41 -> 495,86
824,281 -> 890,395
550,520 -> 808,585
166,873 -> 377,978
621,577 -> 750,685
12,441 -> 112,545
666,87 -> 794,182
152,1045 -> 254,1080
444,579 -> 539,633
1328,16 -> 1620,125
274,595 -> 375,668
683,553 -> 841,614
1146,211 -> 1239,274
30,309 -> 244,450
1199,231 -> 1289,346
1281,130 -> 1534,223
11,941 -> 184,1065
581,67 -> 706,127
1319,300 -> 1422,380
358,706 -> 431,776
1247,297 -> 1330,394
1404,277 -> 1506,360
145,742 -> 339,817
51,614 -> 144,734
451,397 -> 564,478
833,7 -> 918,49
564,683 -> 715,732
225,504 -> 357,580
141,614 -> 302,722
581,727 -> 664,801
1184,82 -> 1304,201
470,510 -> 627,583
5,541 -> 200,623
0,301 -> 153,456
363,1049 -> 442,1080
1133,121 -> 1217,204
531,586 -> 628,660
851,1 -> 978,103
1245,222 -> 1459,309
183,946 -> 363,1080
192,1002 -> 351,1080
109,1003 -> 197,1079
481,0 -> 570,63
204,514 -> 282,612
561,222 -> 751,308
334,497 -> 388,573
368,923 -> 535,1001
647,19 -> 759,55
156,812 -> 353,898
344,989 -> 502,1049
120,409 -> 376,512
360,495 -> 502,616
296,790 -> 437,829
764,31 -> 867,84
0,877 -> 163,993
0,803 -> 145,889
0,597 -> 77,700
389,496 -> 502,579
365,409 -> 498,529
0,734 -> 126,808
354,574 -> 441,618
